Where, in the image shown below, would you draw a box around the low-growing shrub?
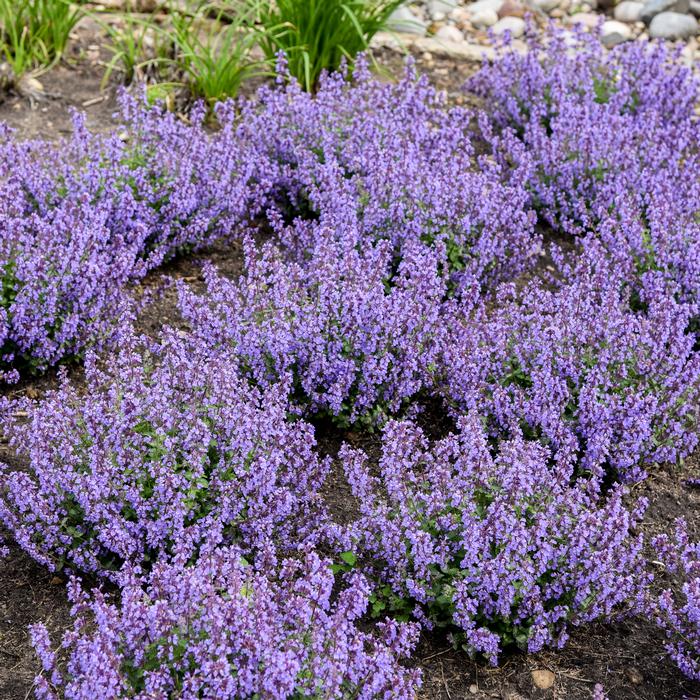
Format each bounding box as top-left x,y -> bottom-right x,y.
470,31 -> 700,306
31,546 -> 422,698
235,58 -> 538,286
341,414 -> 649,664
179,234 -> 448,426
651,521 -> 700,680
0,96 -> 251,374
440,247 -> 700,481
0,331 -> 329,575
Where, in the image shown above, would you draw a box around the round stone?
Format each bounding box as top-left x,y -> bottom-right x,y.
565,11 -> 601,28
471,7 -> 500,26
388,6 -> 428,35
614,0 -> 645,20
467,0 -> 505,15
435,24 -> 465,41
428,0 -> 459,19
640,0 -> 690,25
602,19 -> 633,39
532,0 -> 561,10
492,15 -> 527,36
649,10 -> 699,37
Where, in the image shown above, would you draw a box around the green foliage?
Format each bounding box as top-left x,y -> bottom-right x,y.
167,1 -> 264,106
0,0 -> 81,79
94,6 -> 169,88
249,0 -> 403,91
95,1 -> 264,107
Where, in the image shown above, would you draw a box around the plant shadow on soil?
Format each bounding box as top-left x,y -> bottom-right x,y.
0,17 -> 699,700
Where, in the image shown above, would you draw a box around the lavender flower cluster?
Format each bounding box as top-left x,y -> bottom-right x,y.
0,98 -> 251,377
651,521 -> 700,681
0,36 -> 699,695
178,233 -> 448,426
0,330 -> 330,576
30,547 -> 420,698
470,28 -> 700,308
232,57 -> 538,287
441,246 -> 700,482
342,414 -> 649,664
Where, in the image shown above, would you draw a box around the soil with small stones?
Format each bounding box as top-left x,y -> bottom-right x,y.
1,15 -> 699,700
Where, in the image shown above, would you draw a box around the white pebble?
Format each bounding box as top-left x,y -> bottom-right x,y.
471,7 -> 500,26
614,0 -> 645,21
468,0 -> 505,15
492,15 -> 527,36
435,24 -> 466,41
602,19 -> 633,37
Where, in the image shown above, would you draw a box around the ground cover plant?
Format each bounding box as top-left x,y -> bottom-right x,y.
651,521 -> 700,681
0,94 -> 252,377
30,547 -> 422,698
440,246 -> 700,482
0,329 -> 330,575
341,414 -> 649,663
470,28 -> 700,309
233,57 -> 538,286
178,234 -> 448,426
0,30 -> 699,699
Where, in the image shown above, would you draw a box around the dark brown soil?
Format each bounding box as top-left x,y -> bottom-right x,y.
0,15 -> 699,700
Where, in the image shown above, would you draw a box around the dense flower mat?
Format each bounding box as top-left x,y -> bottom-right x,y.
0,32 -> 699,698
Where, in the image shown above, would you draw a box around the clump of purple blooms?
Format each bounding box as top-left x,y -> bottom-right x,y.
440,246 -> 700,482
341,413 -> 649,664
231,56 -> 539,287
178,233 -> 448,426
0,96 -> 251,377
651,521 -> 700,681
470,28 -> 700,308
0,330 -> 330,576
30,546 -> 421,698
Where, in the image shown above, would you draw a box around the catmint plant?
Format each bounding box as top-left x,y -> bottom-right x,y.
651,521 -> 700,680
342,414 -> 649,664
0,329 -> 330,576
30,545 -> 422,698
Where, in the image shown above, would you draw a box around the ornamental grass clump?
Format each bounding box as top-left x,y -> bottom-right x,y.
0,330 -> 330,576
441,247 -> 700,482
30,546 -> 422,698
0,0 -> 81,80
178,233 -> 448,427
651,521 -> 700,680
341,414 -> 649,664
234,57 -> 538,287
250,0 -> 403,92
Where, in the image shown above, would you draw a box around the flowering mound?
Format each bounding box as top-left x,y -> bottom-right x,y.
342,413 -> 648,664
651,521 -> 700,681
470,29 -> 700,307
441,247 -> 700,482
0,330 -> 329,576
234,58 -> 538,287
0,98 -> 251,377
178,233 -> 448,426
30,547 -> 421,699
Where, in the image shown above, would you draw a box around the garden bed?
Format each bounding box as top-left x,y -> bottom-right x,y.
1,10 -> 700,700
